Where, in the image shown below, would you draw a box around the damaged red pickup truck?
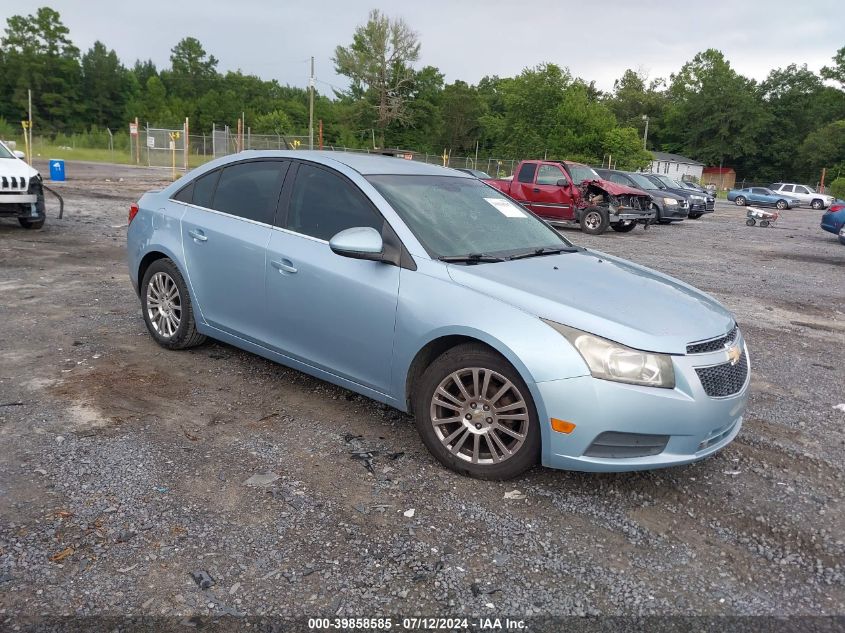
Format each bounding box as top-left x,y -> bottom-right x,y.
484,160 -> 654,235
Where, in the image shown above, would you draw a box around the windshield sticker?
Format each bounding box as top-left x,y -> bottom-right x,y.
485,197 -> 527,218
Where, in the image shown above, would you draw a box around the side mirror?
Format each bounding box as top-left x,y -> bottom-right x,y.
329,226 -> 384,261
556,178 -> 569,187
13,150 -> 26,159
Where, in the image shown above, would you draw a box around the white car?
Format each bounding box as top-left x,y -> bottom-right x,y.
769,183 -> 834,210
0,140 -> 45,229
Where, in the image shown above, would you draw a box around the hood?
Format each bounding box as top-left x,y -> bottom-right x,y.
447,250 -> 735,355
0,156 -> 39,180
586,178 -> 649,198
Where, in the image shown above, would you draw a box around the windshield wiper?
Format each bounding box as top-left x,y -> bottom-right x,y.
438,253 -> 506,264
508,246 -> 579,260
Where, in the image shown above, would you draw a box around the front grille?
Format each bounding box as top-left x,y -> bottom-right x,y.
687,326 -> 738,354
1,176 -> 27,191
584,432 -> 670,458
695,351 -> 748,397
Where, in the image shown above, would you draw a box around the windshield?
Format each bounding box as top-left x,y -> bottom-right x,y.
0,143 -> 13,159
566,163 -> 601,185
655,174 -> 684,189
367,175 -> 572,259
627,173 -> 659,190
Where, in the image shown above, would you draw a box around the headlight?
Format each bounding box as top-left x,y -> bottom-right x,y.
543,320 -> 675,389
663,197 -> 678,205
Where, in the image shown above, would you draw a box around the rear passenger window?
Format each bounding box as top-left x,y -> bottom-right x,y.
193,170 -> 220,208
173,181 -> 194,203
211,161 -> 286,224
517,163 -> 537,183
780,185 -> 793,192
285,163 -> 383,241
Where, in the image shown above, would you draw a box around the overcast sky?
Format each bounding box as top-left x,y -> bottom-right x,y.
2,0 -> 842,94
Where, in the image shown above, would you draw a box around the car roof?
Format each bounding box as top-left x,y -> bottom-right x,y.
234,150 -> 471,177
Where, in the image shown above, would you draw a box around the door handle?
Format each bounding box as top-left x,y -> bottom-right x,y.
533,188 -> 540,193
271,259 -> 297,274
188,229 -> 207,242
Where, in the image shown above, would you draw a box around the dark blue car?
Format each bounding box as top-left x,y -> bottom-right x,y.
821,202 -> 845,244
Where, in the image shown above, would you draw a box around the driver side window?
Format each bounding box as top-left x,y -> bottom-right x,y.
536,165 -> 565,186
285,163 -> 383,241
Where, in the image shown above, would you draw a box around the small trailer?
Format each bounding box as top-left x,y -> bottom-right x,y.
745,207 -> 778,228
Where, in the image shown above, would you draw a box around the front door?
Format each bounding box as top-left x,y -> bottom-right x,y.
527,163 -> 575,220
264,162 -> 400,394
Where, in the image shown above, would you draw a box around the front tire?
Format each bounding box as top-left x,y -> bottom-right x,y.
414,344 -> 541,480
580,207 -> 610,235
811,199 -> 824,210
746,218 -> 756,226
141,258 -> 206,350
611,220 -> 637,233
735,196 -> 747,206
776,200 -> 787,210
19,217 -> 45,229
688,212 -> 702,219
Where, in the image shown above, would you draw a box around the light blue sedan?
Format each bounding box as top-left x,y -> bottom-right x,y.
127,152 -> 749,479
727,187 -> 800,209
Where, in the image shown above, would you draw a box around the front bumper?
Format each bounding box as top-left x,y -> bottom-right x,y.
0,193 -> 37,205
534,339 -> 750,472
660,204 -> 689,220
612,208 -> 655,221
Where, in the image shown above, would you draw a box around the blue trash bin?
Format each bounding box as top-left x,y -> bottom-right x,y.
49,159 -> 65,181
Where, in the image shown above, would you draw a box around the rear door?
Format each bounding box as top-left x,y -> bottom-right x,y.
526,163 -> 575,220
180,160 -> 287,341
263,162 -> 400,393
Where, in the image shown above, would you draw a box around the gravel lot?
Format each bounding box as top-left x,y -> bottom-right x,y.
1,161 -> 844,624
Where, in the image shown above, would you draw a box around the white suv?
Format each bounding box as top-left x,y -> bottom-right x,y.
769,183 -> 834,210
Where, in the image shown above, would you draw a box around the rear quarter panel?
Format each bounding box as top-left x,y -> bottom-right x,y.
126,192 -> 186,294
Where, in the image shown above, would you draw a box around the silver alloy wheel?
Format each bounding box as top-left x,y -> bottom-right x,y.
812,200 -> 823,209
584,211 -> 602,230
146,271 -> 182,338
429,367 -> 529,465
735,197 -> 745,206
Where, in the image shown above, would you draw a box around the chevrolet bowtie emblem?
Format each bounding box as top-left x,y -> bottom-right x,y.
726,344 -> 741,366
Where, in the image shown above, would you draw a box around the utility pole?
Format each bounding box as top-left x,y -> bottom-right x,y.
642,114 -> 649,150
309,56 -> 315,150
27,89 -> 33,165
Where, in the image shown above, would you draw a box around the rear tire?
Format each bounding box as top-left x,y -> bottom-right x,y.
760,220 -> 770,227
746,218 -> 756,226
611,220 -> 637,233
776,200 -> 787,210
140,258 -> 206,350
580,207 -> 610,235
413,343 -> 541,480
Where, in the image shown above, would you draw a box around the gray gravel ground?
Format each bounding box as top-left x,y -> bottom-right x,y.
0,161 -> 843,624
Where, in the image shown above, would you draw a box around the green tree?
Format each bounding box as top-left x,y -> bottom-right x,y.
607,69 -> 667,149
439,80 -> 484,154
81,41 -> 130,128
821,46 -> 845,87
1,7 -> 82,131
662,49 -> 770,172
798,120 -> 845,180
166,37 -> 219,101
602,127 -> 652,170
333,9 -> 421,146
